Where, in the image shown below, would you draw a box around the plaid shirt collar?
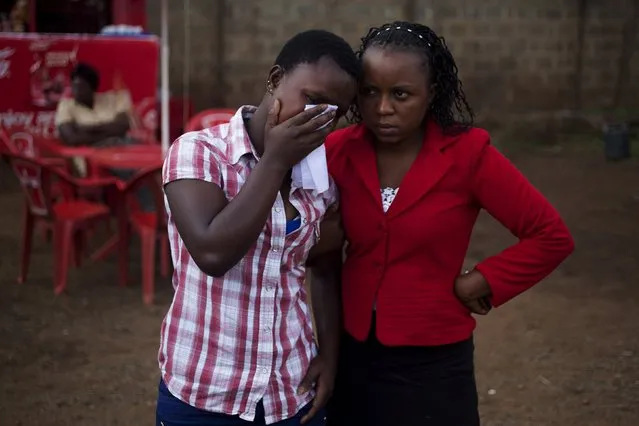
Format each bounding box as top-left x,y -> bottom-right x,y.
227,106 -> 260,165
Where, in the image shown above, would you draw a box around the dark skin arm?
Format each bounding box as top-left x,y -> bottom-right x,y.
165,159 -> 289,277
86,112 -> 130,138
299,249 -> 342,424
57,112 -> 130,146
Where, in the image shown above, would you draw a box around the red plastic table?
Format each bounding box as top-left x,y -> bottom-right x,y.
32,141 -> 167,287
87,145 -> 164,171
38,142 -> 163,175
85,145 -> 166,286
33,139 -> 95,159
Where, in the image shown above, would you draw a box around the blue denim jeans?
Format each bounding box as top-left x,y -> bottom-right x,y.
156,379 -> 325,426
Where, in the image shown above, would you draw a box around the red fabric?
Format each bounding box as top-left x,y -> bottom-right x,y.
326,123 -> 574,347
159,107 -> 338,423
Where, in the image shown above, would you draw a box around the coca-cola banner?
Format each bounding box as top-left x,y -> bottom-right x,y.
0,33 -> 159,139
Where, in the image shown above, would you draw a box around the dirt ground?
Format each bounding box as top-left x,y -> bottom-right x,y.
0,140 -> 638,426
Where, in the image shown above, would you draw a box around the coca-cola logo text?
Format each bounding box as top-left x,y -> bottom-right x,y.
0,47 -> 15,79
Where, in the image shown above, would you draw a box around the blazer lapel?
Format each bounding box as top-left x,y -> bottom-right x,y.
386,122 -> 456,218
346,130 -> 382,209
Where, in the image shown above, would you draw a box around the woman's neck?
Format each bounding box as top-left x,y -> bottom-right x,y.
373,129 -> 425,156
246,103 -> 269,157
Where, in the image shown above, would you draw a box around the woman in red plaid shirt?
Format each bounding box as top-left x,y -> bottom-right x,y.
156,30 -> 359,426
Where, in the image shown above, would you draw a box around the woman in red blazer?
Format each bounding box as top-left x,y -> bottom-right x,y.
323,22 -> 574,426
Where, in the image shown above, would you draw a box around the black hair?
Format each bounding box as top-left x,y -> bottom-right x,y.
350,21 -> 474,134
274,29 -> 360,82
71,62 -> 100,91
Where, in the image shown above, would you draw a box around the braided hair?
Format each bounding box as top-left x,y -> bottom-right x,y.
349,21 -> 474,135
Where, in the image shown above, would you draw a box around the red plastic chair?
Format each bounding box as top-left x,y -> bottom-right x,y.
129,96 -> 160,144
1,128 -> 76,241
2,152 -> 117,294
1,128 -> 38,156
0,128 -> 15,153
184,108 -> 235,132
1,128 -> 67,166
118,165 -> 170,304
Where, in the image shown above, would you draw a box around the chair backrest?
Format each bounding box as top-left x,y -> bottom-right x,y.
184,108 -> 235,133
9,131 -> 37,157
129,97 -> 158,144
2,152 -> 54,218
0,128 -> 13,154
123,165 -> 167,229
1,127 -> 47,158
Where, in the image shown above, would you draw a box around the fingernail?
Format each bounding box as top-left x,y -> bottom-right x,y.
298,387 -> 306,395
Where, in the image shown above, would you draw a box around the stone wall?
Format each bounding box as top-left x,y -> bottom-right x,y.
146,0 -> 639,118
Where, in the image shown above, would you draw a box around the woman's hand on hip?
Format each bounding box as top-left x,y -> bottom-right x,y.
455,269 -> 493,315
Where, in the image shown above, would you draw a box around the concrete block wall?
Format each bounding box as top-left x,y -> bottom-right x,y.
146,0 -> 639,117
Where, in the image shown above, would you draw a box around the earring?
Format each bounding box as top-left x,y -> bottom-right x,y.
266,80 -> 274,95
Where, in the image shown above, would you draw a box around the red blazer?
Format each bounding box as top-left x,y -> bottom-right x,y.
326,122 -> 574,347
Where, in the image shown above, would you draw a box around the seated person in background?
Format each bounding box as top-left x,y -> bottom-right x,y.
55,62 -> 153,210
56,62 -> 132,149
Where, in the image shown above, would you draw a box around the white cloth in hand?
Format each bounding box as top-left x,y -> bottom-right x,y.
291,104 -> 337,193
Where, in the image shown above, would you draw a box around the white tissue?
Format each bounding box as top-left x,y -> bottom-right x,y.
291,104 -> 337,193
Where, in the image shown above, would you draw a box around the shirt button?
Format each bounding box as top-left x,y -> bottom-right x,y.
303,218 -> 308,224
275,207 -> 282,213
264,326 -> 271,333
261,367 -> 269,374
272,247 -> 279,253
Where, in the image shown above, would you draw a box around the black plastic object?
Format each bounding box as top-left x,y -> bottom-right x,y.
603,123 -> 630,161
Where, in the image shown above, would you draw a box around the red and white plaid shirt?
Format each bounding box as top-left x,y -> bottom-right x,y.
159,106 -> 337,424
